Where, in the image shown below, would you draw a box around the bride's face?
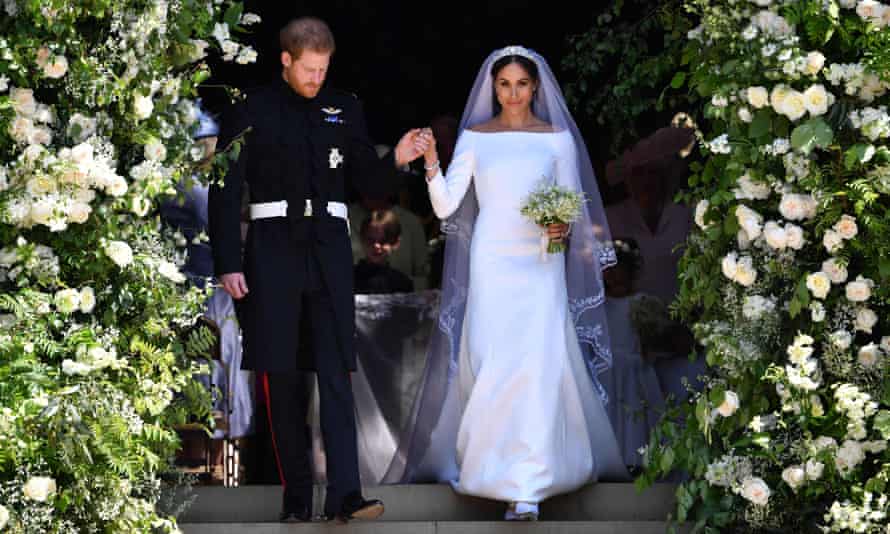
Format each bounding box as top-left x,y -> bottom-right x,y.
494,63 -> 537,113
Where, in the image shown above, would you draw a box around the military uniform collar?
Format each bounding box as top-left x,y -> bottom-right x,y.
278,78 -> 314,109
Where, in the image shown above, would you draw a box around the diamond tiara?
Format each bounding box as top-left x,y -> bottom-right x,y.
492,45 -> 536,62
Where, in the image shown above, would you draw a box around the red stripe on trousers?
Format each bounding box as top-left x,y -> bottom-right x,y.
262,372 -> 287,489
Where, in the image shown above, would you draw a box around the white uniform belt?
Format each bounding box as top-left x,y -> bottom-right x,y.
249,200 -> 348,221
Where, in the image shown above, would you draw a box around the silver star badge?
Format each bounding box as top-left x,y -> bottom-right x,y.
329,148 -> 344,169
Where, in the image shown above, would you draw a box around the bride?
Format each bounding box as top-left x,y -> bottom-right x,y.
410,46 -> 627,520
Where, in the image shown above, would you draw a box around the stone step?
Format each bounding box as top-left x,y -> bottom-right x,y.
178,483 -> 678,523
181,521 -> 681,534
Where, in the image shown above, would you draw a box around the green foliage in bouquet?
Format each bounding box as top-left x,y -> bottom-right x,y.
520,180 -> 587,253
0,1 -> 257,532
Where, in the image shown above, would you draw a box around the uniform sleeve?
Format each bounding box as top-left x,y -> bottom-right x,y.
347,98 -> 402,197
208,100 -> 250,276
554,130 -> 580,191
426,132 -> 475,219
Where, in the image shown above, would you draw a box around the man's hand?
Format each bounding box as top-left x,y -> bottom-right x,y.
220,272 -> 249,300
394,128 -> 432,167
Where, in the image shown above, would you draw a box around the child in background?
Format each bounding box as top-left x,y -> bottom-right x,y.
354,210 -> 414,294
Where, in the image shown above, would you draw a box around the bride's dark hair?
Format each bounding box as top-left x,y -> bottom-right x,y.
490,55 -> 540,115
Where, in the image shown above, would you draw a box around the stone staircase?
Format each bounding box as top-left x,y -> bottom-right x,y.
179,483 -> 684,533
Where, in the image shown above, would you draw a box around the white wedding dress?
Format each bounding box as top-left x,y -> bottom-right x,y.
426,129 -> 627,503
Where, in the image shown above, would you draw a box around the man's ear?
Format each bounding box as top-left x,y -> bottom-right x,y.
281,51 -> 292,67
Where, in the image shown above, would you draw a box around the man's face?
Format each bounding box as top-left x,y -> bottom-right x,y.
281,49 -> 330,99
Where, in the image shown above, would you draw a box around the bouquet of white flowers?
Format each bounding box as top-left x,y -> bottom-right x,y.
520,179 -> 587,254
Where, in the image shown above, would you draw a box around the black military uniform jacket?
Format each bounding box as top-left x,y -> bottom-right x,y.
208,79 -> 402,373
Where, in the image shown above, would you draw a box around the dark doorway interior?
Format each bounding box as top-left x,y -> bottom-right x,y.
202,1 -> 600,147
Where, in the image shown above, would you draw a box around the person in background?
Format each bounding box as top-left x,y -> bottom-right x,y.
354,209 -> 414,294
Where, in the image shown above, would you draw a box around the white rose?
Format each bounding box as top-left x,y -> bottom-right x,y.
10,87 -> 37,116
143,138 -> 167,162
823,229 -> 844,253
805,459 -> 824,480
763,221 -> 788,250
810,395 -> 825,416
722,252 -> 739,281
738,229 -> 752,250
834,214 -> 858,240
803,85 -> 831,116
157,260 -> 186,283
785,224 -> 805,250
9,115 -> 33,143
62,359 -> 91,376
133,93 -> 154,120
831,330 -> 853,350
810,302 -> 826,322
0,504 -> 7,529
53,288 -> 81,313
717,391 -> 740,417
734,256 -> 758,287
22,476 -> 57,502
779,194 -> 817,221
805,51 -> 826,75
782,465 -> 806,490
79,287 -> 96,313
736,205 -> 764,240
735,173 -> 771,200
104,240 -> 133,268
855,307 -> 878,334
780,90 -> 807,121
68,202 -> 91,224
738,107 -> 753,123
695,199 -> 710,229
43,55 -> 68,79
106,176 -> 128,197
814,436 -> 837,451
857,0 -> 883,20
770,84 -> 791,112
35,46 -> 51,68
835,440 -> 865,474
857,343 -> 882,367
741,477 -> 771,506
881,336 -> 890,354
747,86 -> 770,108
822,258 -> 848,284
845,276 -> 873,302
806,272 -> 831,299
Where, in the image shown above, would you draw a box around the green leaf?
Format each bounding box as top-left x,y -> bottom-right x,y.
224,3 -> 243,27
874,410 -> 890,439
661,447 -> 676,473
671,72 -> 687,89
880,257 -> 890,280
791,118 -> 833,154
749,110 -> 772,138
723,212 -> 740,236
844,144 -> 876,169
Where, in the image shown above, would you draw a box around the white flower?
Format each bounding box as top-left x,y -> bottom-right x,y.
804,459 -> 824,481
740,477 -> 771,506
241,12 -> 261,25
717,391 -> 740,417
722,252 -> 739,281
764,221 -> 788,250
212,22 -> 230,45
734,256 -> 758,287
106,176 -> 128,197
738,229 -> 752,250
0,75 -> 8,92
831,330 -> 853,350
770,84 -> 791,112
0,504 -> 7,529
747,86 -> 770,108
130,196 -> 151,217
881,336 -> 890,353
738,107 -> 753,123
857,0 -> 884,21
823,229 -> 844,253
235,46 -> 258,65
23,476 -> 57,502
805,51 -> 826,75
43,54 -> 68,79
810,395 -> 825,417
779,193 -> 817,221
806,272 -> 831,299
157,260 -> 186,283
780,90 -> 807,121
835,440 -> 866,475
814,436 -> 838,452
104,240 -> 133,268
695,199 -> 710,229
846,276 -> 874,302
810,302 -> 826,322
79,287 -> 95,313
133,93 -> 153,120
803,84 -> 832,116
707,134 -> 732,154
53,288 -> 81,313
834,214 -> 858,240
855,307 -> 878,333
736,205 -> 764,240
734,173 -> 771,200
782,465 -> 806,490
857,343 -> 882,367
62,359 -> 91,376
190,39 -> 209,61
10,87 -> 37,116
743,295 -> 775,319
822,258 -> 849,284
68,202 -> 91,224
785,224 -> 805,250
143,138 -> 167,162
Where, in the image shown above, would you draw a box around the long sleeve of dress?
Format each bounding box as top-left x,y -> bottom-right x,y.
426,132 -> 475,219
553,130 -> 580,192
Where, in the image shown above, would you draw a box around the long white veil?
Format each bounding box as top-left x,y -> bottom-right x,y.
379,46 -> 617,484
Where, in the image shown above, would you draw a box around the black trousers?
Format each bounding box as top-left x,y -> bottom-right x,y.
262,253 -> 360,514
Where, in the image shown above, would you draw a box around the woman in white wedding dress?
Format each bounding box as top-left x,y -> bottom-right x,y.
415,46 -> 627,520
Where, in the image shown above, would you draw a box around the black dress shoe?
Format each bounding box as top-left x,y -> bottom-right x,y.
325,492 -> 385,523
279,494 -> 312,523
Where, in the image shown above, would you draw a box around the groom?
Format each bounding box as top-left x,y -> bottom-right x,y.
208,16 -> 429,522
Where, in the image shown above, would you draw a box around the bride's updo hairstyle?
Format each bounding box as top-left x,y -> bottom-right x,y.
490,54 -> 540,115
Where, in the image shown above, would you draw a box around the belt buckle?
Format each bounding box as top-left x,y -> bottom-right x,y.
303,201 -> 312,217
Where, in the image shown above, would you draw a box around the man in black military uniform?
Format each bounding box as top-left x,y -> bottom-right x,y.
208,17 -> 430,523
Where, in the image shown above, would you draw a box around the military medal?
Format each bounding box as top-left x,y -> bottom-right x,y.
329,147 -> 344,169
322,107 -> 344,124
